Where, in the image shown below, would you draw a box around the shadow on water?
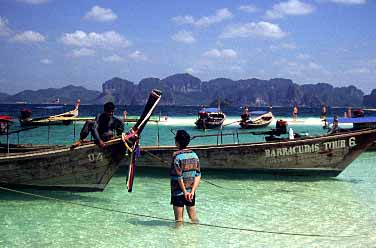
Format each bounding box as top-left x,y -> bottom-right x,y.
128,218 -> 173,227
115,166 -> 340,183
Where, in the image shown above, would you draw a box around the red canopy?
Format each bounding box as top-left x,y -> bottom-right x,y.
0,115 -> 13,123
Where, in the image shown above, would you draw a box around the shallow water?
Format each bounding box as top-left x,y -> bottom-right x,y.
1,105 -> 376,247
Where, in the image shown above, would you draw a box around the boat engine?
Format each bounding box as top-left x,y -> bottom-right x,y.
275,120 -> 288,135
263,120 -> 288,142
352,109 -> 365,118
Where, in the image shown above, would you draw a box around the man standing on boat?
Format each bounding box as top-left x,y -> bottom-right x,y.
170,130 -> 201,226
72,102 -> 124,149
321,104 -> 327,119
293,105 -> 299,121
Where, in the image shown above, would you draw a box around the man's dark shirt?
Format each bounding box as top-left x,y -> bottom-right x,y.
93,113 -> 124,142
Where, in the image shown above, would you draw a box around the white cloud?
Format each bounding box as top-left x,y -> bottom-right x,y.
0,16 -> 12,37
172,30 -> 195,43
172,8 -> 232,28
171,15 -> 195,25
274,58 -> 324,76
84,5 -> 117,22
308,62 -> 322,70
185,59 -> 244,77
185,68 -> 195,74
270,43 -> 297,50
345,67 -> 370,74
203,49 -> 237,59
195,8 -> 233,27
11,30 -> 46,43
344,59 -> 375,75
368,59 -> 376,65
327,0 -> 367,4
281,43 -> 297,49
229,65 -> 243,73
16,0 -> 49,4
239,5 -> 260,13
220,21 -> 287,39
129,50 -> 148,61
40,58 -> 52,64
60,30 -> 131,49
71,48 -> 95,57
297,53 -> 311,60
103,55 -> 124,62
266,0 -> 315,19
185,49 -> 245,77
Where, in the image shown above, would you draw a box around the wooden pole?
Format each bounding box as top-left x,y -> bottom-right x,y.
6,122 -> 10,155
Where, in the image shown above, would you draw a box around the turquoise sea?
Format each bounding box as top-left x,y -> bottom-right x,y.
1,104 -> 376,247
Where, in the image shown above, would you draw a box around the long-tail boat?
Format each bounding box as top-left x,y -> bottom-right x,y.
239,111 -> 274,129
19,99 -> 81,127
138,128 -> 376,177
0,90 -> 162,191
195,107 -> 226,129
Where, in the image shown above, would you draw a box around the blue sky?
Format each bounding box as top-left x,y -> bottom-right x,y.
0,0 -> 375,94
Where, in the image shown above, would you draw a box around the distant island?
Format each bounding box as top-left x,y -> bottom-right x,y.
1,73 -> 376,107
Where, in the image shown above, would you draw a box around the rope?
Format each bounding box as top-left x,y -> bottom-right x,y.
222,120 -> 240,127
0,186 -> 364,238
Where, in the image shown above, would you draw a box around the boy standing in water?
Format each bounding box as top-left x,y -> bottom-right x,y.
170,130 -> 201,225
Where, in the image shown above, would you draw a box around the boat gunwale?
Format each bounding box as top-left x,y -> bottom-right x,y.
142,128 -> 376,150
1,129 -> 375,159
0,137 -> 124,160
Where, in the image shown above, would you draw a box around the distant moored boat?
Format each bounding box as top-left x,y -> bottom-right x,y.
195,107 -> 226,129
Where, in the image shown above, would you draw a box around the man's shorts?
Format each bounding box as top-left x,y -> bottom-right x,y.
171,194 -> 196,207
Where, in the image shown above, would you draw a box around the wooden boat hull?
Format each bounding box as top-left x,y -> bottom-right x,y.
240,112 -> 273,129
137,129 -> 376,176
1,89 -> 163,191
0,138 -> 126,191
20,118 -> 75,127
368,141 -> 376,151
195,119 -> 225,129
0,143 -> 65,153
195,110 -> 226,129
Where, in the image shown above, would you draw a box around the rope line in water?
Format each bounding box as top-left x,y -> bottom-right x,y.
0,186 -> 365,239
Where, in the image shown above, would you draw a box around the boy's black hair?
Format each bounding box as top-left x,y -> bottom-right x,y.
175,130 -> 190,148
104,102 -> 115,112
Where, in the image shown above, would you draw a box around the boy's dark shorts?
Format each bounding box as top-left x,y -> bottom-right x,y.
171,194 -> 196,207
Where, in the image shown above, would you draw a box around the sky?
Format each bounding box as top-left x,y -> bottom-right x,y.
0,0 -> 375,94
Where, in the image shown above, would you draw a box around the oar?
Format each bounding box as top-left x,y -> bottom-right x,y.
222,120 -> 240,127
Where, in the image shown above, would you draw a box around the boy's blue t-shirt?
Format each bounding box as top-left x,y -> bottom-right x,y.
170,149 -> 201,196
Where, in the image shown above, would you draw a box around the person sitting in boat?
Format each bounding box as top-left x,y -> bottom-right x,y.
329,115 -> 340,134
347,107 -> 352,118
72,102 -> 124,149
240,106 -> 250,121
